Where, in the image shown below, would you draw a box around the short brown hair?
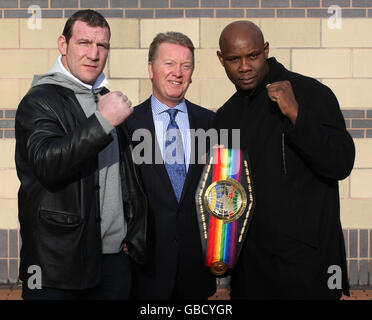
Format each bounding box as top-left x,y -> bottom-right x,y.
148,32 -> 195,67
62,9 -> 111,43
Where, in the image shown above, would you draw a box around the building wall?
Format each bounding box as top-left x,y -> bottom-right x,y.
0,1 -> 372,285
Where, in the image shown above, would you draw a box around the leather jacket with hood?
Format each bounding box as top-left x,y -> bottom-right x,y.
15,62 -> 147,290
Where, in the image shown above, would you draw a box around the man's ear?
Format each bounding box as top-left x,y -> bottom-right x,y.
217,51 -> 224,66
58,35 -> 67,56
263,42 -> 269,59
148,61 -> 153,80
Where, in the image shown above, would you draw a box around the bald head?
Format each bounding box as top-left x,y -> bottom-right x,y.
219,21 -> 264,53
217,20 -> 269,91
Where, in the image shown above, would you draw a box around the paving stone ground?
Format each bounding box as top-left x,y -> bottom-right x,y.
209,288 -> 372,300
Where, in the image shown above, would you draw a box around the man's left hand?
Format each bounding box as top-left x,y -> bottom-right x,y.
123,242 -> 129,255
266,80 -> 299,125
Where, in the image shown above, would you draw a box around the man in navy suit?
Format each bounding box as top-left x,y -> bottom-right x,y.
125,32 -> 216,300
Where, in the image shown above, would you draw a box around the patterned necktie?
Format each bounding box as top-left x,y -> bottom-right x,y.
164,108 -> 186,202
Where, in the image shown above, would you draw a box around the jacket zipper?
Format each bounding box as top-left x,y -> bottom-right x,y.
92,90 -> 101,222
282,132 -> 287,175
93,92 -> 99,104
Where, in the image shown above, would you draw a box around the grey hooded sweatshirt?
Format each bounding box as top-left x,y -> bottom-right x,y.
31,57 -> 126,254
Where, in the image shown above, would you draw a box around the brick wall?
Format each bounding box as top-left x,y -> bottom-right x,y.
1,0 -> 372,18
0,229 -> 20,284
343,110 -> 372,138
3,108 -> 372,139
0,110 -> 15,139
1,228 -> 371,285
2,4 -> 372,136
0,1 -> 372,288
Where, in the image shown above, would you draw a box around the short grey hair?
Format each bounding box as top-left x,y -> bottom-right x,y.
148,32 -> 195,67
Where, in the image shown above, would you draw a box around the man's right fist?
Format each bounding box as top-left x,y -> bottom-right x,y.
98,91 -> 133,127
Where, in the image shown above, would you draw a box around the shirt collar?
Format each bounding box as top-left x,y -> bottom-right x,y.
151,95 -> 187,115
57,55 -> 108,90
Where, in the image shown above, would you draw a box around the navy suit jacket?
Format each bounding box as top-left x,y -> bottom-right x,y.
125,97 -> 217,299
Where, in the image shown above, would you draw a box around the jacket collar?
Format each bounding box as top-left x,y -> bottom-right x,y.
57,55 -> 108,91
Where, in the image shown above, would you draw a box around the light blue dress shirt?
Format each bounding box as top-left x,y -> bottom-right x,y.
151,95 -> 191,171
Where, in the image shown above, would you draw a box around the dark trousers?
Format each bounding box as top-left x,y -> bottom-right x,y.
22,251 -> 131,300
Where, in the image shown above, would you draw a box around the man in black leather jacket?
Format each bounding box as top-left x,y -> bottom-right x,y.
15,10 -> 147,300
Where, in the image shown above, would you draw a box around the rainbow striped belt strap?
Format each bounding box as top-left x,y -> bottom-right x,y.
206,147 -> 242,269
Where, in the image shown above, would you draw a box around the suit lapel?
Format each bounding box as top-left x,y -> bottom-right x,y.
178,101 -> 204,206
136,98 -> 207,207
140,99 -> 179,204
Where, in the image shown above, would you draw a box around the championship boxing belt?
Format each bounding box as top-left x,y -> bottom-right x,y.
195,147 -> 255,277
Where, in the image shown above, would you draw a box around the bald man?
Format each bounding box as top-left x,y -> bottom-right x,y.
214,21 -> 355,300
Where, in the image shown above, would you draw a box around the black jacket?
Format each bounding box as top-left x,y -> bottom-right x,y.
126,98 -> 217,299
214,58 -> 355,299
15,84 -> 147,290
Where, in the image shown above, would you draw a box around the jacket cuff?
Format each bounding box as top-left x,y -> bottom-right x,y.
94,111 -> 115,134
285,103 -> 309,139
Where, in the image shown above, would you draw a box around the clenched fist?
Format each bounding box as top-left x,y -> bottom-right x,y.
98,91 -> 133,127
266,80 -> 299,125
